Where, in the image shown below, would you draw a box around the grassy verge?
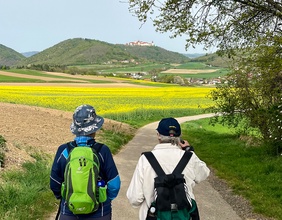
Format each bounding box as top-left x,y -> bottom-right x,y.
181,118 -> 282,219
0,153 -> 55,220
104,108 -> 205,127
99,128 -> 135,154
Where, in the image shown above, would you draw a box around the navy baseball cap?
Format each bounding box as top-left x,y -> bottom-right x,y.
156,117 -> 181,137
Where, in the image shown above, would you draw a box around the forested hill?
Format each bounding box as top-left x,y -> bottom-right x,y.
16,38 -> 189,66
191,53 -> 232,68
116,44 -> 190,64
0,44 -> 25,66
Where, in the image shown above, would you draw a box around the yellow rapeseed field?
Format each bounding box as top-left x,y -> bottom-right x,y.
0,86 -> 214,120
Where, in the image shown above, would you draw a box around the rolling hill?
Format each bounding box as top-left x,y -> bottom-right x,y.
15,38 -> 190,66
0,44 -> 25,66
117,44 -> 190,63
191,53 -> 232,68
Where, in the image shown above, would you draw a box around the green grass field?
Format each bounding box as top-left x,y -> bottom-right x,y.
176,62 -> 214,69
69,63 -> 171,73
1,60 -> 229,83
0,74 -> 45,82
51,61 -> 228,78
159,68 -> 229,79
0,69 -> 121,83
181,118 -> 282,219
6,69 -> 73,78
100,63 -> 171,73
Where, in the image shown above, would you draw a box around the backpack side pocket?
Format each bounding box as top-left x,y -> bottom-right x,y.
98,186 -> 107,203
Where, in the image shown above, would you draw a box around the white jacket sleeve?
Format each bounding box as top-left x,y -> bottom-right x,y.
192,152 -> 210,183
126,156 -> 145,208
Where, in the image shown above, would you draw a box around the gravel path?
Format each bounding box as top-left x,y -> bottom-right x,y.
111,115 -> 271,220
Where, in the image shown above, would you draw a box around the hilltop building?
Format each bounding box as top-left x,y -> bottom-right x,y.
126,40 -> 154,47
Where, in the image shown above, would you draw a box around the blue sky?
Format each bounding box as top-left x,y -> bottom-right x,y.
0,0 -> 215,54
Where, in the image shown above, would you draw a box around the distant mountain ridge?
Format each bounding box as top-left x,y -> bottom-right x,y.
21,51 -> 39,57
184,53 -> 205,58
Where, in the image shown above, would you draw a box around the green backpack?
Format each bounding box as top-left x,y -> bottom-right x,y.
61,142 -> 104,215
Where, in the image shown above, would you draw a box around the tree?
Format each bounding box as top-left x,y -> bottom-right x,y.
128,0 -> 282,153
210,37 -> 282,153
128,0 -> 282,53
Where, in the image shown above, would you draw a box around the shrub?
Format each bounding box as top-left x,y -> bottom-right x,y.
0,135 -> 7,168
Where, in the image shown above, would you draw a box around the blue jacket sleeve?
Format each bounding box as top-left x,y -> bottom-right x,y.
107,175 -> 121,200
50,144 -> 68,199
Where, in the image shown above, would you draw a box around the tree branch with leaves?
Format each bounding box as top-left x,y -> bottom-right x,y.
128,0 -> 282,53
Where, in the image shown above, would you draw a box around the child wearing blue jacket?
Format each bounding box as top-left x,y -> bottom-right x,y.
50,104 -> 121,220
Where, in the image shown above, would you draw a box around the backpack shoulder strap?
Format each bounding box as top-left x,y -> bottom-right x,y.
173,151 -> 193,174
66,141 -> 76,156
91,142 -> 103,153
142,151 -> 166,176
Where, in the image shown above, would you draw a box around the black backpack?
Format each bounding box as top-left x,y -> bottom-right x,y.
143,151 -> 198,220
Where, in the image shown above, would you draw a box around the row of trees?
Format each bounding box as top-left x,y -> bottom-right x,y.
16,64 -> 101,76
0,65 -> 10,70
128,0 -> 282,154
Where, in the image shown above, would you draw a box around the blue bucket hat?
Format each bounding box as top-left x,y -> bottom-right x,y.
156,117 -> 181,137
70,104 -> 104,136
